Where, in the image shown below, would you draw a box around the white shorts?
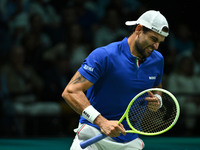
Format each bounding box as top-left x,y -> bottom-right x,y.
70,123 -> 145,150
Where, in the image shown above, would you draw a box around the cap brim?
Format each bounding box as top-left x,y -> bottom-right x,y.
125,21 -> 138,26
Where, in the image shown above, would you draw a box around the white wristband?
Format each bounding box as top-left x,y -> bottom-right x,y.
82,105 -> 100,123
154,94 -> 163,108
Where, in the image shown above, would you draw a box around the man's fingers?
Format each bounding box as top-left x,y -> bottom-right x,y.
148,100 -> 160,105
100,121 -> 126,137
145,95 -> 160,112
145,97 -> 157,102
118,123 -> 126,136
112,124 -> 126,137
147,91 -> 154,97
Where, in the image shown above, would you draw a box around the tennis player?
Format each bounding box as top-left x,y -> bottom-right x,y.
62,10 -> 169,150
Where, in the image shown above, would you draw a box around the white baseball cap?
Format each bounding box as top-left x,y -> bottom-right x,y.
125,10 -> 169,37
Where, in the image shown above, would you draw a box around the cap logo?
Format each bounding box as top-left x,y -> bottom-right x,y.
151,27 -> 159,33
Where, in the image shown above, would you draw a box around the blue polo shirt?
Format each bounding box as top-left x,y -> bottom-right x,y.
78,37 -> 164,142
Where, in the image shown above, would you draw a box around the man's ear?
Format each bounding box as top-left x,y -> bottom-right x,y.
135,24 -> 143,35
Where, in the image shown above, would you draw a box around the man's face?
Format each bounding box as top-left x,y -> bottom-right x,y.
134,29 -> 165,59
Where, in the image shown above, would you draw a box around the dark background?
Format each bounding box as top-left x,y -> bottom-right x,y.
0,0 -> 199,138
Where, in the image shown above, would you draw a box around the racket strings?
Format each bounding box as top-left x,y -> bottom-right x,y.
128,92 -> 177,134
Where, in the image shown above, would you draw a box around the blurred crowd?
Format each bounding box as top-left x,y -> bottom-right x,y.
0,0 -> 200,137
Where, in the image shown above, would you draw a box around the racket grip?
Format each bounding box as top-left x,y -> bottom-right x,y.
80,133 -> 107,149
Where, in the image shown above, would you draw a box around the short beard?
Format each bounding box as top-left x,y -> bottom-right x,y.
134,40 -> 146,59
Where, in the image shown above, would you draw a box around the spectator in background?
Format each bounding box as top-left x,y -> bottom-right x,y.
49,0 -> 98,45
10,13 -> 28,45
44,4 -> 78,46
20,18 -> 49,73
61,5 -> 77,29
43,23 -> 90,73
163,48 -> 177,75
68,24 -> 90,72
0,0 -> 30,46
0,0 -> 30,23
169,23 -> 194,57
29,0 -> 60,27
1,45 -> 44,114
1,45 -> 61,121
74,0 -> 98,43
28,13 -> 51,48
167,56 -> 200,135
0,64 -> 22,137
21,13 -> 51,72
94,7 -> 128,47
42,53 -> 72,102
167,56 -> 200,98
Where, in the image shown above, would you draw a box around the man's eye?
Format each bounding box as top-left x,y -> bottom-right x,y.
151,37 -> 157,42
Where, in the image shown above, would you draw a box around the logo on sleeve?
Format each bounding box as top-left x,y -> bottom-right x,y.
83,64 -> 94,72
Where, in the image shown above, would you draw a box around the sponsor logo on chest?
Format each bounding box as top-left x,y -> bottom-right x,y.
149,76 -> 156,80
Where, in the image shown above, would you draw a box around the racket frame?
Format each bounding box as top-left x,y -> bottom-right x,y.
119,88 -> 180,135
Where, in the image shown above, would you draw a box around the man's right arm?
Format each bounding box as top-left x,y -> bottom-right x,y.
62,71 -> 93,115
62,71 -> 126,137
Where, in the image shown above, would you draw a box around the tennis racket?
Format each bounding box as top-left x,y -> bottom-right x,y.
80,88 -> 180,149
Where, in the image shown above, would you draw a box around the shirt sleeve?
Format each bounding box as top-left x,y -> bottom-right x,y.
78,47 -> 109,84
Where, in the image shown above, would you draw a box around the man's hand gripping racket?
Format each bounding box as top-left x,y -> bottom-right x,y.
80,88 -> 180,149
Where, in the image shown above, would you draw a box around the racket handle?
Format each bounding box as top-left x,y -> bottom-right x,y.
80,133 -> 107,149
